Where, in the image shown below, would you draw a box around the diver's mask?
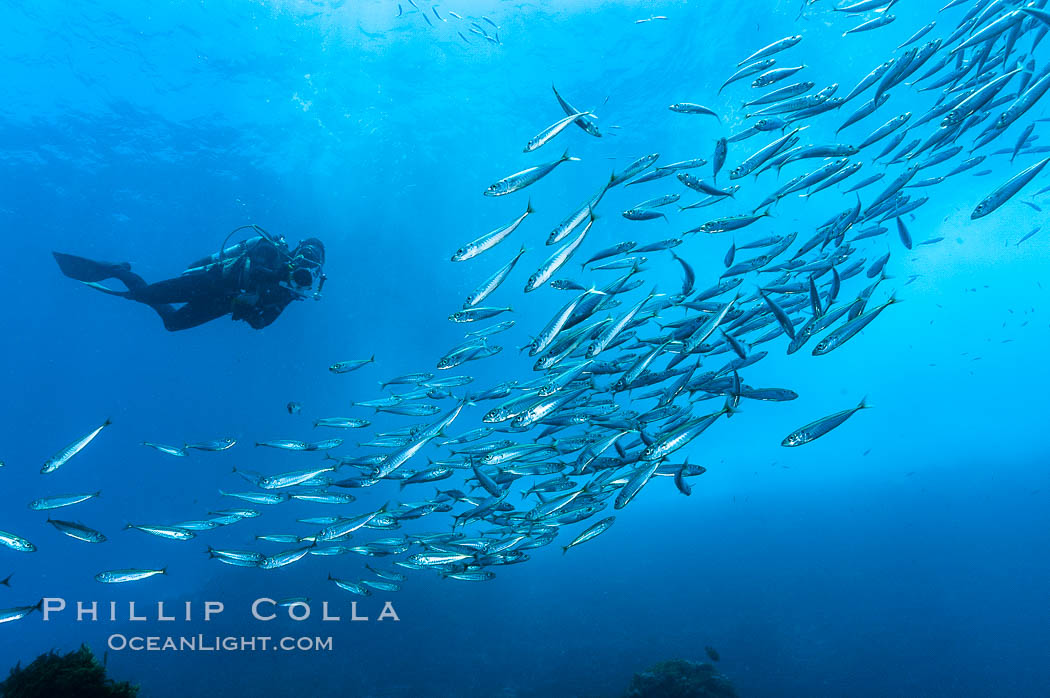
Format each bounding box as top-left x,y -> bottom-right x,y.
282,238 -> 327,300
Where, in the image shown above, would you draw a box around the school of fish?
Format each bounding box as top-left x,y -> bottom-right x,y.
3,0 -> 1049,621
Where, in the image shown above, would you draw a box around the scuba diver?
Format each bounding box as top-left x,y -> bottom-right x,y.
53,226 -> 326,331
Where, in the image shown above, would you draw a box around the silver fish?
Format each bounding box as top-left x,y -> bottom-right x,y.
0,601 -> 43,624
42,418 -> 111,474
782,399 -> 870,446
317,504 -> 389,541
484,151 -> 579,196
524,213 -> 595,292
96,568 -> 166,583
452,202 -> 534,261
314,417 -> 371,429
0,530 -> 36,552
669,103 -> 720,120
125,524 -> 195,541
525,111 -> 593,152
752,65 -> 807,88
615,462 -> 660,509
464,245 -> 527,308
844,14 -> 895,36
813,296 -> 899,355
562,516 -> 616,553
721,58 -> 776,92
260,546 -> 313,569
255,439 -> 311,451
361,579 -> 402,592
290,493 -> 356,505
610,153 -> 660,187
552,84 -> 602,137
185,438 -> 236,451
737,35 -> 802,66
971,157 -> 1050,219
220,490 -> 289,505
329,574 -> 372,595
48,519 -> 106,543
258,467 -> 336,491
141,441 -> 187,457
29,492 -> 100,511
329,356 -> 375,373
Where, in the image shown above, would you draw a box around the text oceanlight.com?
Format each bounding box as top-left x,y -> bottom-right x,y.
107,635 -> 334,652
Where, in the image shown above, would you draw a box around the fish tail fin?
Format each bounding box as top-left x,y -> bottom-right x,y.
526,199 -> 535,215
0,574 -> 10,587
858,396 -> 873,410
123,523 -> 134,531
561,545 -> 570,555
33,598 -> 43,613
94,490 -> 102,498
104,418 -> 113,427
160,568 -> 168,575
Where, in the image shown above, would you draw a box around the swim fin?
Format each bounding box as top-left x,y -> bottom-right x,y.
52,251 -> 131,283
79,281 -> 129,297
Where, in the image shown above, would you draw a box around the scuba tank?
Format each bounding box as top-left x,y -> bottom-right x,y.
182,239 -> 256,276
181,225 -> 289,279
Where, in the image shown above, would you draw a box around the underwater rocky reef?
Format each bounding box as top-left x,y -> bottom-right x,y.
0,645 -> 138,698
623,658 -> 738,698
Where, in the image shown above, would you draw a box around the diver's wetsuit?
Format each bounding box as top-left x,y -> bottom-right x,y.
53,237 -> 297,331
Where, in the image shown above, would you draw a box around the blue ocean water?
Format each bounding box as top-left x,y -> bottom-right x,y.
1,0 -> 1050,696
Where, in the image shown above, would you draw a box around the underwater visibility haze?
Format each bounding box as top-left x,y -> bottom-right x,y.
1,0 -> 1050,696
